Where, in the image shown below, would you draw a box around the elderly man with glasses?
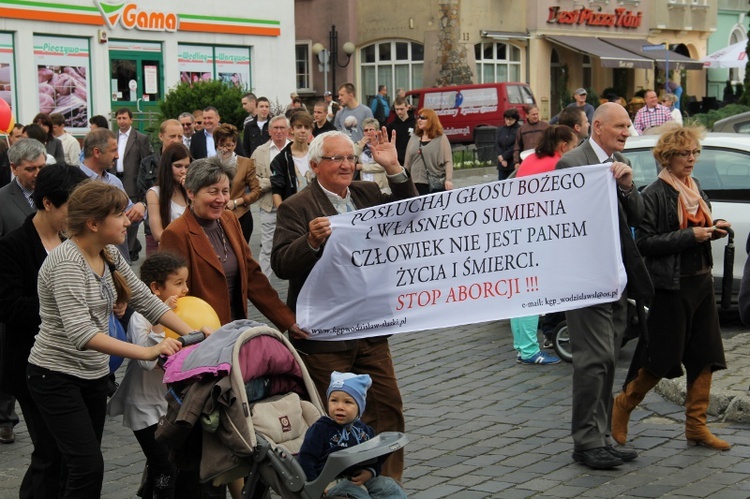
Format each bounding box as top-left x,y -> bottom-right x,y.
271,129 -> 417,483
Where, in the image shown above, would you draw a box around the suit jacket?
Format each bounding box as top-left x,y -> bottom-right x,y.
0,215 -> 52,396
190,129 -> 208,159
556,140 -> 653,301
251,140 -> 288,213
160,208 -> 295,329
116,128 -> 152,198
0,151 -> 10,188
229,156 -> 261,220
272,176 -> 418,324
191,129 -> 246,160
45,138 -> 65,165
0,178 -> 35,237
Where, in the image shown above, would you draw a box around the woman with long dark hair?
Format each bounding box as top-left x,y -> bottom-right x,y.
32,113 -> 65,164
145,143 -> 190,255
25,182 -> 198,498
403,108 -> 453,195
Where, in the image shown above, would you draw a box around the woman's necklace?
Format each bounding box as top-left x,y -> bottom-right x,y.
216,220 -> 228,263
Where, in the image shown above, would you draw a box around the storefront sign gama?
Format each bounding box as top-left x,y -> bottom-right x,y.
96,1 -> 178,32
547,7 -> 642,29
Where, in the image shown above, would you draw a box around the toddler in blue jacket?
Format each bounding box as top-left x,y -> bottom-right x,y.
297,371 -> 407,498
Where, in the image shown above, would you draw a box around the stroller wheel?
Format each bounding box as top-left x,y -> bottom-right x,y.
552,320 -> 573,363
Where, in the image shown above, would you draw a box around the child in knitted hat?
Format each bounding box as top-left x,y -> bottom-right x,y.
297,371 -> 408,498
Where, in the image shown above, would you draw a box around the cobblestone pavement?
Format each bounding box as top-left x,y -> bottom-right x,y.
1,167 -> 749,498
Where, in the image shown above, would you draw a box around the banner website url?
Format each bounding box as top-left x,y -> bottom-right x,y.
559,290 -> 619,303
310,317 -> 407,336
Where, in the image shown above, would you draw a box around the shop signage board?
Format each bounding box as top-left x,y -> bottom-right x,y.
0,33 -> 15,114
34,35 -> 91,130
0,1 -> 281,37
546,6 -> 643,29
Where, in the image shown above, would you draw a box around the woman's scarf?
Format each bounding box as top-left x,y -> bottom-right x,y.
657,167 -> 712,229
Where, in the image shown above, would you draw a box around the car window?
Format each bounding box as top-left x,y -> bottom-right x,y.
734,122 -> 750,134
624,146 -> 750,201
507,86 -> 523,104
622,148 -> 659,187
520,85 -> 535,105
701,148 -> 750,199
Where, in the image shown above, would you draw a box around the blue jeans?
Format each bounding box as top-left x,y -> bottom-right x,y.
327,476 -> 408,498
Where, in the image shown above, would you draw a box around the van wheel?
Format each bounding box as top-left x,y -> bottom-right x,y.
552,321 -> 573,363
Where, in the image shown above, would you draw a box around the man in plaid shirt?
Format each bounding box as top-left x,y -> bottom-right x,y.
633,90 -> 673,134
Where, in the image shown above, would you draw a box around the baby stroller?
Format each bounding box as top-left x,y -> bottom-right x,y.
157,320 -> 408,499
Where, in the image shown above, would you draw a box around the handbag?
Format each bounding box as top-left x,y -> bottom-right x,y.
427,171 -> 446,191
418,142 -> 446,191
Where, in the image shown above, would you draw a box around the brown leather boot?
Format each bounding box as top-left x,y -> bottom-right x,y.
611,368 -> 660,445
685,368 -> 731,450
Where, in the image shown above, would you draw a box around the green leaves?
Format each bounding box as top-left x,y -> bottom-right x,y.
158,80 -> 248,129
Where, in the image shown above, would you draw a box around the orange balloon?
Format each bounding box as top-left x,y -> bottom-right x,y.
164,296 -> 222,340
0,98 -> 14,134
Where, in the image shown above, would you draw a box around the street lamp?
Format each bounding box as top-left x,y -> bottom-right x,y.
312,25 -> 356,96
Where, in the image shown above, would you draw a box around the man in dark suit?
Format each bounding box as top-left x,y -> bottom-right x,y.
191,106 -> 245,160
0,138 -> 45,237
0,137 -> 47,444
113,108 -> 151,261
556,102 -> 652,470
0,124 -> 24,188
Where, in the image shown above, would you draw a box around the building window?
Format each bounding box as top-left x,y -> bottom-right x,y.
296,42 -> 312,91
0,32 -> 16,117
474,42 -> 521,83
582,55 -> 592,90
35,35 -> 91,130
177,44 -> 251,89
360,40 -> 424,104
729,29 -> 746,84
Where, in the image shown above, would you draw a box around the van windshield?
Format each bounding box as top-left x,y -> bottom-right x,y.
508,85 -> 535,105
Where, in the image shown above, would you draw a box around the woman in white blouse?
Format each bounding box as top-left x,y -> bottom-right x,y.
146,142 -> 190,252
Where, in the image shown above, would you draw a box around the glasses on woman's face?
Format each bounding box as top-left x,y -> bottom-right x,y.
417,116 -> 428,120
217,142 -> 236,152
674,149 -> 701,158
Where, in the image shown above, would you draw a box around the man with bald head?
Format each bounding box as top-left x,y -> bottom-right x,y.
556,102 -> 652,470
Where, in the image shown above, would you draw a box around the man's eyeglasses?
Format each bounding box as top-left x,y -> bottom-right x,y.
321,155 -> 357,164
674,149 -> 701,158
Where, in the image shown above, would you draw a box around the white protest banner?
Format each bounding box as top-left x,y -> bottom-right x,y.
296,164 -> 627,340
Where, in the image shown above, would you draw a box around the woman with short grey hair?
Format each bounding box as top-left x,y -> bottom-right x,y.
161,156 -> 304,338
355,118 -> 389,192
